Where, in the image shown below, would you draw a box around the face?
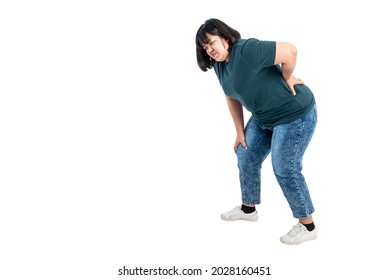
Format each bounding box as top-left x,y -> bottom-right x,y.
203,33 -> 230,62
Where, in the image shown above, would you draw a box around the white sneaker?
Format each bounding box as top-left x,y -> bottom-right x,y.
280,223 -> 318,245
220,205 -> 258,221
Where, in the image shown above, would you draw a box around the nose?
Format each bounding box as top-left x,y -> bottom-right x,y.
204,45 -> 213,53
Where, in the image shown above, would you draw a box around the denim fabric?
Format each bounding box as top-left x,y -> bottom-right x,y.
236,105 -> 317,218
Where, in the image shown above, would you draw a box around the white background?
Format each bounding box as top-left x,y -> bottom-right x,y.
1,0 -> 388,279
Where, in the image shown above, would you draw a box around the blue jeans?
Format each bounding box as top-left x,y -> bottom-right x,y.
236,105 -> 317,218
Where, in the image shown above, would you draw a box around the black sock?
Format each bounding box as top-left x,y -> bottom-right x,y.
302,222 -> 315,231
241,204 -> 256,214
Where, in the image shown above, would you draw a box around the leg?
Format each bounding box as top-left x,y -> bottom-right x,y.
271,106 -> 318,244
271,105 -> 317,219
236,117 -> 272,205
220,117 -> 271,221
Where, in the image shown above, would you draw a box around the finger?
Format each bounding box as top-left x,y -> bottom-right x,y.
290,86 -> 296,95
234,142 -> 239,153
296,77 -> 305,85
234,142 -> 247,153
241,140 -> 248,150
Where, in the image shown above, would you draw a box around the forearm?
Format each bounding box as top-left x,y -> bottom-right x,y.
226,96 -> 245,135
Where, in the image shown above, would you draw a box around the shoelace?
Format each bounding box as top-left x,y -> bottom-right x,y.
228,206 -> 243,215
287,224 -> 306,238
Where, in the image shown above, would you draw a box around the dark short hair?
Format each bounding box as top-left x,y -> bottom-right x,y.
195,18 -> 241,72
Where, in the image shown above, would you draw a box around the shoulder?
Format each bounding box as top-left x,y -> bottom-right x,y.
233,38 -> 275,56
231,38 -> 249,52
242,38 -> 275,50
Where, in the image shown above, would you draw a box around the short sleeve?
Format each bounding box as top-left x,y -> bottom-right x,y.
239,38 -> 276,72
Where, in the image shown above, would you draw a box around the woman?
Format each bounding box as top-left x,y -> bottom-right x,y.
195,18 -> 318,245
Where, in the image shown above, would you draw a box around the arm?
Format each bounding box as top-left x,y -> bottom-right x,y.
274,42 -> 304,95
225,96 -> 247,152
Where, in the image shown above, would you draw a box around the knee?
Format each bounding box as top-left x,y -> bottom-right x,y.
236,145 -> 254,166
272,159 -> 302,179
272,158 -> 291,178
236,144 -> 250,159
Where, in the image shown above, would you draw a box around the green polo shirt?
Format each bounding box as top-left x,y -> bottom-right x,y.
214,38 -> 315,126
